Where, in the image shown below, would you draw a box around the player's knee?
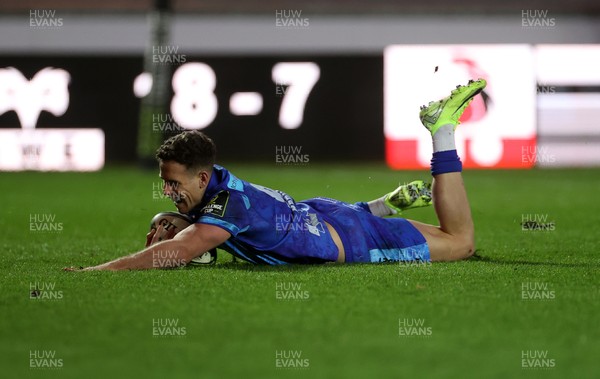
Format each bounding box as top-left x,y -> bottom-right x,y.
446,233 -> 474,261
456,235 -> 475,260
426,229 -> 475,262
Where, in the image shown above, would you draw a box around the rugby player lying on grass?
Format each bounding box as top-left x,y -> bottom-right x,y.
66,79 -> 486,270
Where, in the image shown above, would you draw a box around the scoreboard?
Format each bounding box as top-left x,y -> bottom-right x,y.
0,55 -> 383,169
1,44 -> 599,170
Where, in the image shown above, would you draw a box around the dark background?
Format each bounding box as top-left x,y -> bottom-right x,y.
0,55 -> 383,163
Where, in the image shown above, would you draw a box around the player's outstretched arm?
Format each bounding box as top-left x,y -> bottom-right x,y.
67,224 -> 230,271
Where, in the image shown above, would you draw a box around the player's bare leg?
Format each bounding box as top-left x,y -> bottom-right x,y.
410,172 -> 474,261
406,79 -> 486,261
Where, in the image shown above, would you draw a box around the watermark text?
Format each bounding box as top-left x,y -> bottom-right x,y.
398,318 -> 432,337
152,318 -> 187,337
275,350 -> 310,369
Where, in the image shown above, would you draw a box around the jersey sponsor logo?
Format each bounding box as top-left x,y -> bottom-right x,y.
227,174 -> 244,191
305,212 -> 324,236
202,191 -> 230,218
296,203 -> 325,237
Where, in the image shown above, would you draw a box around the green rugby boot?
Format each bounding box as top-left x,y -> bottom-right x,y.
384,180 -> 432,214
419,78 -> 487,135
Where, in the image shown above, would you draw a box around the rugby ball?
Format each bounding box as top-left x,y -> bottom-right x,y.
149,212 -> 217,265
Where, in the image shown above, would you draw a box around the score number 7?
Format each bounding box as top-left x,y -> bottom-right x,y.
272,62 -> 320,129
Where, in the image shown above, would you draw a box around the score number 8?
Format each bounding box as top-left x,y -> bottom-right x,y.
171,63 -> 218,130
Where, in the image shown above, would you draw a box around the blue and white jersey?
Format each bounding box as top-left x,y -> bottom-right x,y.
186,165 -> 339,264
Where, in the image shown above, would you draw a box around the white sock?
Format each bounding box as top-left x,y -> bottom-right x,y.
432,124 -> 456,153
367,195 -> 397,217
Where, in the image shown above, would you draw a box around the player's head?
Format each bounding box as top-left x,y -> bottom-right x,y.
155,131 -> 217,213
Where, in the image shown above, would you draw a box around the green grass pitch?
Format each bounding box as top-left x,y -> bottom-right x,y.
1,164 -> 598,379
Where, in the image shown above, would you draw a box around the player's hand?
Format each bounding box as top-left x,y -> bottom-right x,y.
145,228 -> 157,247
146,224 -> 176,247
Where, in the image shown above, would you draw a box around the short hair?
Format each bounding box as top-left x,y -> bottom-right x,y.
155,130 -> 216,171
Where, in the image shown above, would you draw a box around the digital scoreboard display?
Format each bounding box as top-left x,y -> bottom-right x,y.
136,56 -> 384,162
1,44 -> 599,170
0,55 -> 384,169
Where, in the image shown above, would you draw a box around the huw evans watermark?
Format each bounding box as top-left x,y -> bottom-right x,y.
29,350 -> 63,369
521,146 -> 556,165
152,45 -> 187,65
398,260 -> 432,269
153,180 -> 182,201
521,282 -> 555,300
521,10 -> 556,29
398,318 -> 432,337
275,282 -> 310,300
275,80 -> 288,97
29,213 -> 63,233
275,10 -> 310,29
275,214 -> 316,233
537,84 -> 556,94
521,350 -> 556,369
275,350 -> 310,369
152,181 -> 171,201
29,10 -> 63,29
152,318 -> 187,337
275,145 -> 309,165
30,282 -> 63,300
152,113 -> 183,133
152,250 -> 186,268
520,213 -> 555,231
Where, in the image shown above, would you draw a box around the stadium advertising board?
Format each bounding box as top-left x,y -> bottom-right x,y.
534,44 -> 600,167
1,44 -> 598,170
384,44 -> 536,169
0,67 -> 104,171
